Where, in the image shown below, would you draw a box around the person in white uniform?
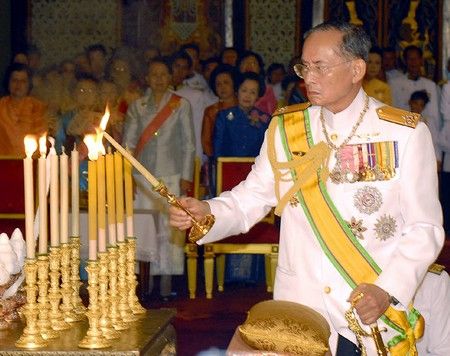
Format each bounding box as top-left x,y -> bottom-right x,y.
123,57 -> 195,299
169,22 -> 445,355
389,46 -> 441,161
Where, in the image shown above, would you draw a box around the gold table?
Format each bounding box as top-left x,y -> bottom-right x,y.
0,309 -> 176,355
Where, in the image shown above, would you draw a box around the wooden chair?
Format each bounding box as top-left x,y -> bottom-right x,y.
203,157 -> 279,299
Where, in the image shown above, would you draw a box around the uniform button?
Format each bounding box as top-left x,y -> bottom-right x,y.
324,286 -> 331,294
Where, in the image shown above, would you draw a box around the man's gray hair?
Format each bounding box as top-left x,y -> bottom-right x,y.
304,21 -> 371,62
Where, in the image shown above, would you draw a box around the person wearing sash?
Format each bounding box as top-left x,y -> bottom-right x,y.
168,22 -> 444,355
123,57 -> 195,300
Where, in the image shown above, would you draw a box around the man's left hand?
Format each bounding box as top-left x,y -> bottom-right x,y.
348,283 -> 390,325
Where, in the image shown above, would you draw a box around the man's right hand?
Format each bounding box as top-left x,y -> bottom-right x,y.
168,197 -> 211,231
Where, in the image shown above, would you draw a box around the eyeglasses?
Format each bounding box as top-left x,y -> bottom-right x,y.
293,60 -> 352,78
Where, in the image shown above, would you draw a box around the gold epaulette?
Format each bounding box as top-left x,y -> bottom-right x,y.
428,263 -> 445,275
273,102 -> 311,116
376,105 -> 420,128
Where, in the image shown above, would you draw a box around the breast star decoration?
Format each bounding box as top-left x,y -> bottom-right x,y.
374,214 -> 397,241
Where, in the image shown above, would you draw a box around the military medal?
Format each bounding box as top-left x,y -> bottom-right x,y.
346,217 -> 367,240
374,214 -> 397,241
226,111 -> 234,121
353,186 -> 382,215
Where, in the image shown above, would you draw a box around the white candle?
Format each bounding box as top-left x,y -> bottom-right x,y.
84,135 -> 98,260
50,143 -> 59,247
97,155 -> 106,252
38,135 -> 48,254
105,147 -> 116,246
71,145 -> 79,237
114,152 -> 125,243
60,148 -> 69,244
124,150 -> 134,237
24,136 -> 37,259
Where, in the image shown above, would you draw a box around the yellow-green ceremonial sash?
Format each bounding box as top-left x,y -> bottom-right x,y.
267,109 -> 424,355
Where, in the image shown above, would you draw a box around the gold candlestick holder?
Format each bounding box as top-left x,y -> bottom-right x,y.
154,182 -> 215,243
48,246 -> 71,331
15,258 -> 48,349
107,246 -> 129,331
70,236 -> 86,315
117,241 -> 138,322
98,252 -> 120,339
78,260 -> 111,349
60,242 -> 83,322
36,254 -> 59,340
126,237 -> 146,314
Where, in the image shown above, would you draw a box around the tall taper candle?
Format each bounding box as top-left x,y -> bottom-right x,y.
60,148 -> 69,244
50,144 -> 59,247
84,135 -> 98,260
38,135 -> 48,254
97,155 -> 106,252
71,145 -> 79,237
105,147 -> 116,246
114,152 -> 125,243
24,136 -> 37,259
124,151 -> 133,237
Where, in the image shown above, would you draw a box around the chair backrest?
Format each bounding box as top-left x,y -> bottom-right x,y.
216,157 -> 255,195
216,157 -> 275,225
0,156 -> 33,235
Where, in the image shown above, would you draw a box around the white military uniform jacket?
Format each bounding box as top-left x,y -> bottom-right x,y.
198,89 -> 445,355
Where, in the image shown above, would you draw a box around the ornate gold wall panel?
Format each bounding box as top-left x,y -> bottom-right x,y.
29,0 -> 121,67
247,0 -> 298,68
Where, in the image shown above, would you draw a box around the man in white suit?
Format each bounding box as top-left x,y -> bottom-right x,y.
169,22 -> 444,355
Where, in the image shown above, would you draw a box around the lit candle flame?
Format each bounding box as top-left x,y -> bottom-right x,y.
83,134 -> 98,161
39,134 -> 47,156
100,104 -> 110,131
24,135 -> 38,158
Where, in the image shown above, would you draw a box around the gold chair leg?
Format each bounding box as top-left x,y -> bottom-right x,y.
216,254 -> 226,292
185,243 -> 198,299
204,245 -> 215,299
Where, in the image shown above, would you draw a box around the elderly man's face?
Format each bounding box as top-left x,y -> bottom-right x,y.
9,70 -> 30,99
301,29 -> 361,113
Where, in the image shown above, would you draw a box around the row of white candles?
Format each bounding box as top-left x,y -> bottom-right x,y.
23,133 -> 134,261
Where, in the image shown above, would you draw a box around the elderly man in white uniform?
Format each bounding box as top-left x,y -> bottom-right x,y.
169,22 -> 444,355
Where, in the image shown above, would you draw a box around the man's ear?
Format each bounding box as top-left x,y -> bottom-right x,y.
352,59 -> 366,83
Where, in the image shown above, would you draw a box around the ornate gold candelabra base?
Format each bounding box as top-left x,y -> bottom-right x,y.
107,246 -> 129,331
70,236 -> 87,315
98,252 -> 121,339
126,237 -> 146,315
36,255 -> 59,340
48,246 -> 71,331
117,241 -> 139,323
15,259 -> 48,349
153,183 -> 215,243
78,260 -> 111,349
60,243 -> 83,322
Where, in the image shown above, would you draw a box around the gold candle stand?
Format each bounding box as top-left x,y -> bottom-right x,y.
36,254 -> 59,340
126,237 -> 146,314
107,246 -> 129,330
117,241 -> 138,322
60,242 -> 83,322
98,252 -> 121,339
15,259 -> 48,349
70,236 -> 86,315
78,260 -> 111,349
48,246 -> 71,331
153,183 -> 215,243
